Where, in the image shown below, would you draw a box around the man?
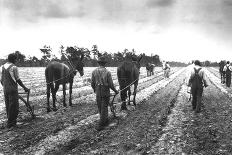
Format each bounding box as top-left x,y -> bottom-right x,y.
0,53 -> 29,128
187,60 -> 208,113
163,61 -> 171,78
223,61 -> 232,87
91,56 -> 118,131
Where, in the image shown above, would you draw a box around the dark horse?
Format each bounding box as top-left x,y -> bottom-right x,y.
219,60 -> 226,84
45,54 -> 84,112
117,56 -> 142,110
146,63 -> 155,76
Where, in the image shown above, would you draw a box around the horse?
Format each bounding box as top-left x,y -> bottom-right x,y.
45,54 -> 84,112
146,63 -> 155,76
117,55 -> 142,110
219,60 -> 226,84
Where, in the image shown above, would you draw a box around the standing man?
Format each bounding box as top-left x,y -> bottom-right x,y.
165,61 -> 171,78
223,61 -> 232,87
187,60 -> 208,113
163,61 -> 171,78
0,53 -> 29,128
91,56 -> 118,131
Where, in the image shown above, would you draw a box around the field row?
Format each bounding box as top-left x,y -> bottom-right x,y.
0,67 -> 164,104
24,67 -> 186,154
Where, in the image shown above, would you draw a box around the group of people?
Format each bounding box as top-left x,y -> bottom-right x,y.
0,53 -> 212,131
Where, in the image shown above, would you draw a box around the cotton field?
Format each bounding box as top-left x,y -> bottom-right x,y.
1,66 -> 232,155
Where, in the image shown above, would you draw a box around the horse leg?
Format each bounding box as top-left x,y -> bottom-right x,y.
223,73 -> 226,84
133,82 -> 138,106
51,83 -> 58,111
63,84 -> 67,107
69,81 -> 73,106
222,73 -> 224,83
54,82 -> 60,101
120,89 -> 128,110
46,83 -> 52,113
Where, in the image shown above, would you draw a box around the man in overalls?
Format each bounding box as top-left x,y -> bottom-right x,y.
223,61 -> 232,87
0,53 -> 29,128
91,56 -> 118,131
187,60 -> 208,113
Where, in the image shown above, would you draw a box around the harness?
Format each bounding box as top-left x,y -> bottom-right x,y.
191,68 -> 203,88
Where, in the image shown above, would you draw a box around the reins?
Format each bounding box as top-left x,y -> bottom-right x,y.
117,77 -> 139,93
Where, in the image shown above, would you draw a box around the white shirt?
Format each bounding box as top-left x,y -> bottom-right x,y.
223,64 -> 232,72
0,62 -> 20,83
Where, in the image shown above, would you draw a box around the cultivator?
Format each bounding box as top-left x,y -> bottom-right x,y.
18,90 -> 36,119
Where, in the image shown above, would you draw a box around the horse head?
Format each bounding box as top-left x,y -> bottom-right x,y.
132,55 -> 143,70
71,54 -> 84,76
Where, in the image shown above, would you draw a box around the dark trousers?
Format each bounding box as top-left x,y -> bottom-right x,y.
4,91 -> 19,127
226,72 -> 231,87
96,96 -> 110,127
191,86 -> 203,112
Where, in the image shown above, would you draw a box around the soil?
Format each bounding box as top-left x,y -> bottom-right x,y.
1,67 -> 232,154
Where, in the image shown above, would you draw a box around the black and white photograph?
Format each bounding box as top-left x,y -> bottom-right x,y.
0,0 -> 232,154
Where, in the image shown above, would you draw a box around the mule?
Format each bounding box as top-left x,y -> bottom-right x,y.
219,60 -> 226,84
146,63 -> 155,76
117,55 -> 142,110
45,54 -> 84,112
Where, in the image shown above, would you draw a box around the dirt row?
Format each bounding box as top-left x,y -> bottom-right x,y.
150,68 -> 232,154
207,67 -> 232,95
0,69 -> 169,124
43,69 -> 186,154
3,66 -> 232,154
0,68 -> 182,154
51,67 -> 232,154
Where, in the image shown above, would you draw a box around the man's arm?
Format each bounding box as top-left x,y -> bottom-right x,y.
16,79 -> 29,92
107,72 -> 118,94
13,66 -> 29,92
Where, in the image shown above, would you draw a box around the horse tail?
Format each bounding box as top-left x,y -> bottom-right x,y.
117,66 -> 128,101
45,66 -> 55,92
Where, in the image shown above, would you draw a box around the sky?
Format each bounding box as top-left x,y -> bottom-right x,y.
0,0 -> 232,63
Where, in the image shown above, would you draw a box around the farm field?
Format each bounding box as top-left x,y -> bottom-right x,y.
1,66 -> 232,154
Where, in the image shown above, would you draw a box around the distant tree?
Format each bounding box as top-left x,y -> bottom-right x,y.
153,54 -> 161,66
15,51 -> 26,66
113,52 -> 124,62
204,60 -> 210,67
27,56 -> 40,67
60,45 -> 66,61
0,59 -> 6,66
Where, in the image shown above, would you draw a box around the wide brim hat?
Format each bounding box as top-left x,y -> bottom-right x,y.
97,56 -> 107,64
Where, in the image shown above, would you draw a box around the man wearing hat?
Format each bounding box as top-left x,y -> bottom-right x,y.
91,56 -> 118,131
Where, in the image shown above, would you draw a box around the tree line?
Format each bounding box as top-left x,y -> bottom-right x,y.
0,45 -> 192,67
